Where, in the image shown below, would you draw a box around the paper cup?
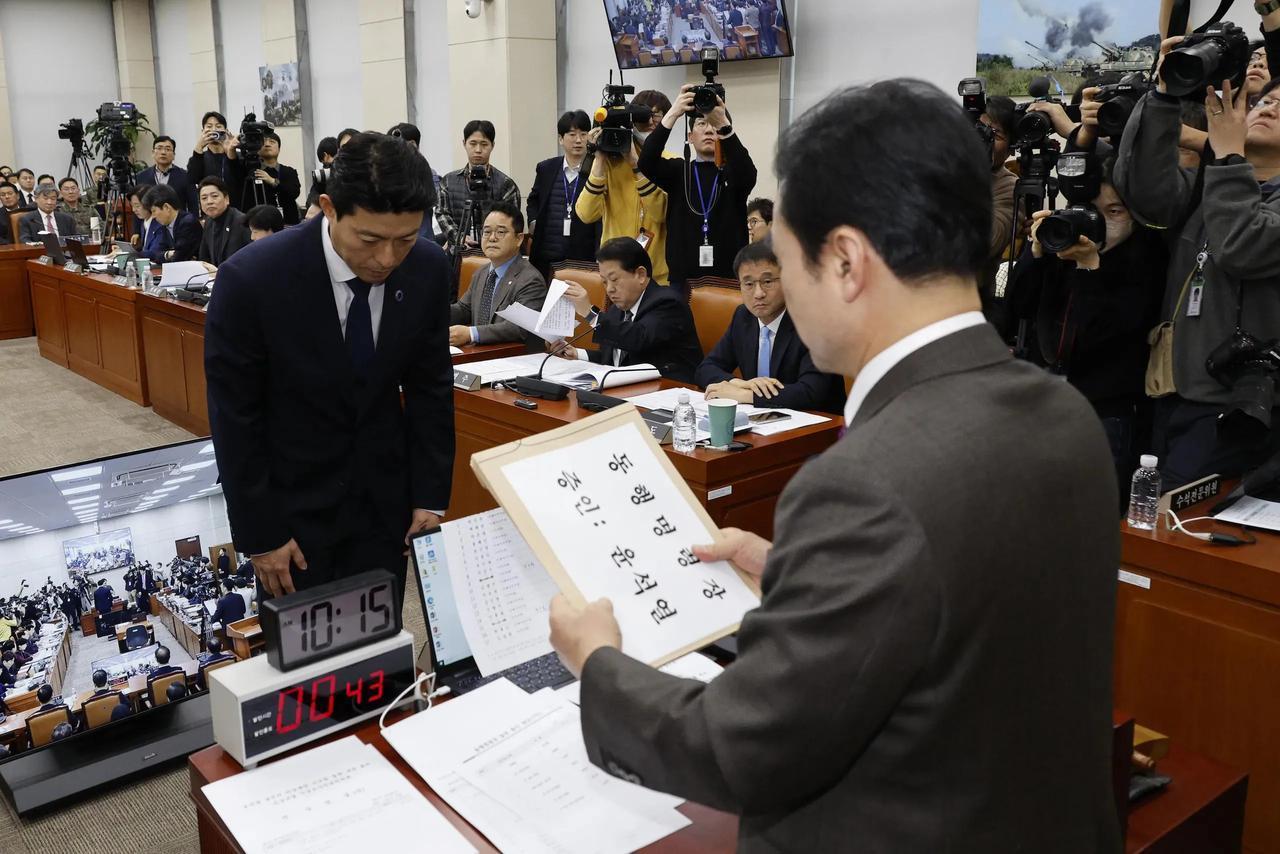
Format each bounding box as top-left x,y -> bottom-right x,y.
707,398 -> 737,449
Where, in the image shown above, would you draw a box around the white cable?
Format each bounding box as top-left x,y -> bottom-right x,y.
377,671 -> 451,731
1166,508 -> 1216,541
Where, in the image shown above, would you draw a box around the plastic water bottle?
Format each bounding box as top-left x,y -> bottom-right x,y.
124,262 -> 138,289
89,217 -> 102,245
1126,454 -> 1162,531
673,392 -> 697,453
140,265 -> 153,292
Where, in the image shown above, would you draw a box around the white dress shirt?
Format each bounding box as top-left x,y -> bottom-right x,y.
40,209 -> 59,237
153,167 -> 171,186
322,216 -> 385,346
843,311 -> 987,426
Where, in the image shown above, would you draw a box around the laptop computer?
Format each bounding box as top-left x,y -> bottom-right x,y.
409,527 -> 573,696
39,233 -> 67,265
64,238 -> 93,269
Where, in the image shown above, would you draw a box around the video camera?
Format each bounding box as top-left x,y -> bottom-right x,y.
95,102 -> 139,193
958,78 -> 994,159
58,118 -> 84,149
1207,329 -> 1280,445
1037,151 -> 1106,254
692,47 -> 726,117
235,112 -> 273,171
1160,21 -> 1251,99
1093,73 -> 1153,139
595,82 -> 638,157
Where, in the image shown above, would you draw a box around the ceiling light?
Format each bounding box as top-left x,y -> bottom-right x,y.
50,465 -> 103,483
163,476 -> 195,485
180,460 -> 216,471
67,497 -> 98,506
60,484 -> 101,496
151,487 -> 179,494
199,443 -> 214,455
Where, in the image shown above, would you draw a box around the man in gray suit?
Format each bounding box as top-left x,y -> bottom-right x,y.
448,201 -> 547,352
550,80 -> 1122,852
18,187 -> 77,243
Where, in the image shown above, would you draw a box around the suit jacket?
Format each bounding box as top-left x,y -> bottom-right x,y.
695,307 -> 845,413
134,165 -> 192,210
92,585 -> 113,614
449,255 -> 548,348
210,592 -> 246,626
586,281 -> 703,383
204,215 -> 455,585
579,324 -> 1122,852
145,211 -> 202,265
526,156 -> 601,269
228,160 -> 303,224
18,210 -> 76,243
199,208 -> 251,266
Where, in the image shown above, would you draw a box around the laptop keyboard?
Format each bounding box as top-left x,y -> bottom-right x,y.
448,652 -> 574,695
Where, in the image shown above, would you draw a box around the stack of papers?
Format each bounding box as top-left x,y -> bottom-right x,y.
460,353 -> 661,390
495,278 -> 578,342
383,679 -> 691,854
1213,495 -> 1280,532
624,387 -> 831,438
203,736 -> 475,854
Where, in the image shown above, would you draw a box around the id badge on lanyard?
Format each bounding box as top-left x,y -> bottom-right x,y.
1187,247 -> 1208,318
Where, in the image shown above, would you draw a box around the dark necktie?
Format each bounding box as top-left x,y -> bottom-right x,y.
615,310 -> 632,366
345,277 -> 375,376
477,269 -> 499,325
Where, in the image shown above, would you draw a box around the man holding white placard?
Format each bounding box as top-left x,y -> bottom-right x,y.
550,80 -> 1121,851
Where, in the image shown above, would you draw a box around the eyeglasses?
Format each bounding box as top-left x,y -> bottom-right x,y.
746,217 -> 766,228
740,276 -> 778,292
482,227 -> 513,238
1255,97 -> 1280,112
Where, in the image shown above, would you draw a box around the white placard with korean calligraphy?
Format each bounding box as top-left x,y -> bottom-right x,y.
496,421 -> 760,665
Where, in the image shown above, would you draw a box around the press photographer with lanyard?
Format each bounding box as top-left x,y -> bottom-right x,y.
637,76 -> 756,293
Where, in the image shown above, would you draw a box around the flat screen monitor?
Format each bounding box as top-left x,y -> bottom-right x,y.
603,0 -> 793,69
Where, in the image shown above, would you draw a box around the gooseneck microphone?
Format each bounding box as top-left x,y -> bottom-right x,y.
508,322 -> 599,400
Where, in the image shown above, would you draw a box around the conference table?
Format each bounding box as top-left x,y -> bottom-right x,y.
0,243 -> 50,339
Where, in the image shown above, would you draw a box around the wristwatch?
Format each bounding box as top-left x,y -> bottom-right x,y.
1215,153 -> 1248,166
716,124 -> 735,138
1258,0 -> 1280,15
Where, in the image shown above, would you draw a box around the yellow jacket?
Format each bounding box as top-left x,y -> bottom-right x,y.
0,617 -> 16,644
575,151 -> 672,284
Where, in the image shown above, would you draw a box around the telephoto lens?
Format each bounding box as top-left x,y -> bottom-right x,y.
1038,206 -> 1106,254
1159,22 -> 1251,98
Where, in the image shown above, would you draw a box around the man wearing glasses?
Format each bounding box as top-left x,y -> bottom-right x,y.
447,201 -> 547,350
696,241 -> 845,413
136,135 -> 192,210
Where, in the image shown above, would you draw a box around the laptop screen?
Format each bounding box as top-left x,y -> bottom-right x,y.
410,529 -> 473,669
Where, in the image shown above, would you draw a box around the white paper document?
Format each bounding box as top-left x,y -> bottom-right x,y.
557,651 -> 724,706
383,679 -> 689,854
1214,495 -> 1280,531
441,508 -> 561,676
202,736 -> 475,854
538,279 -> 578,338
450,345 -> 464,356
499,422 -> 760,665
624,387 -> 831,437
496,302 -> 563,343
158,260 -> 213,287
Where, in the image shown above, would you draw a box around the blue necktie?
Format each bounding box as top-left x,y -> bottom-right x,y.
345,277 -> 375,376
757,326 -> 772,379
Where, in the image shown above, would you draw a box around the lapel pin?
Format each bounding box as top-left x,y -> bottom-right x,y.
395,289 -> 404,302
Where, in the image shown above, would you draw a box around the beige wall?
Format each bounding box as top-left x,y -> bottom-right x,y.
359,0 -> 409,134
261,0 -> 303,179
113,0 -> 160,150
0,31 -> 15,168
188,0 -> 219,115
683,59 -> 780,203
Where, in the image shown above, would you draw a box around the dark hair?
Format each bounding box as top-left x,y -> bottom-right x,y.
0,182 -> 15,192
317,136 -> 339,160
557,110 -> 591,136
389,122 -> 421,145
36,684 -> 52,703
126,184 -> 149,203
153,135 -> 176,149
145,184 -> 183,211
37,174 -> 54,184
733,240 -> 779,276
484,199 -> 525,234
198,176 -> 230,197
338,127 -> 360,144
776,80 -> 992,283
327,132 -> 435,218
265,130 -> 281,146
17,168 -> 33,178
58,177 -> 78,189
596,237 -> 653,277
166,682 -> 188,702
746,197 -> 773,224
50,723 -> 74,742
632,89 -> 672,115
984,95 -> 1017,144
246,204 -> 284,233
92,669 -> 108,687
155,645 -> 171,665
207,637 -> 223,655
201,110 -> 227,128
463,120 -> 496,143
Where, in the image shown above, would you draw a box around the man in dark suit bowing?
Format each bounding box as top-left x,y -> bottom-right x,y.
696,240 -> 845,413
205,132 -> 453,599
550,81 -> 1121,851
558,237 -> 703,383
526,110 -> 601,279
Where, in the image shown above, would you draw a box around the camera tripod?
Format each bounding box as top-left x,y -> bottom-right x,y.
65,140 -> 97,201
448,197 -> 488,301
240,156 -> 272,212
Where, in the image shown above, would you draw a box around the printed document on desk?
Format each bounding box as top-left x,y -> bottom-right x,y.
383,679 -> 689,854
1214,495 -> 1280,532
202,736 -> 475,854
624,387 -> 831,436
157,260 -> 212,287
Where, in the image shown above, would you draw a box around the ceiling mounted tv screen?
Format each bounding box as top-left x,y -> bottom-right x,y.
604,0 -> 793,69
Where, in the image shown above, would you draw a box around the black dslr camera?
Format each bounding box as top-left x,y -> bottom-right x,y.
1206,329 -> 1280,445
465,164 -> 490,197
691,47 -> 726,116
1159,21 -> 1251,98
1037,151 -> 1107,254
596,82 -> 637,157
236,112 -> 273,170
1093,73 -> 1153,139
958,78 -> 994,158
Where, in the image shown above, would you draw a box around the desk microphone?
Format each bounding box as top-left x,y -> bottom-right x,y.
576,366 -> 666,412
508,322 -> 598,400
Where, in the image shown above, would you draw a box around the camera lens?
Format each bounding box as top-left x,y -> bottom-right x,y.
1161,39 -> 1226,97
1038,207 -> 1105,254
1096,96 -> 1137,138
1015,110 -> 1054,143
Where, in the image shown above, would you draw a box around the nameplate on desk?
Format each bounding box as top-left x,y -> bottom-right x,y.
112,275 -> 131,287
453,369 -> 482,391
1164,474 -> 1222,514
63,262 -> 82,274
35,255 -> 52,266
641,415 -> 673,445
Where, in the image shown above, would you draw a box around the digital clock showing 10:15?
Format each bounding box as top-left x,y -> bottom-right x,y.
264,573 -> 401,671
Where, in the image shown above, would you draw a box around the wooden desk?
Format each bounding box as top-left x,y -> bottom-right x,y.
224,616 -> 262,661
29,261 -> 148,405
451,380 -> 841,539
83,599 -> 127,637
151,595 -> 205,658
453,340 -> 528,365
1117,511 -> 1280,853
188,702 -> 738,853
138,291 -> 209,436
1126,741 -> 1247,853
0,244 -> 45,339
69,660 -> 200,714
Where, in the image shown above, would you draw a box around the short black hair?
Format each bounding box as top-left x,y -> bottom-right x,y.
389,122 -> 421,145
145,184 -> 183,210
557,110 -> 591,136
50,723 -> 74,741
198,176 -> 230,197
36,684 -> 52,703
153,135 -> 176,149
338,127 -> 360,144
985,95 -> 1017,144
746,197 -> 773,223
596,237 -> 652,278
632,89 -> 672,115
485,199 -> 525,234
463,120 -> 496,143
246,204 -> 284,233
0,182 -> 15,192
37,174 -> 54,184
1261,76 -> 1280,100
166,682 -> 188,701
17,168 -> 33,178
155,645 -> 171,665
265,130 -> 281,145
733,240 -> 779,276
201,110 -> 227,127
92,669 -> 108,687
58,177 -> 78,189
327,132 -> 435,219
776,79 -> 992,283
317,136 -> 339,160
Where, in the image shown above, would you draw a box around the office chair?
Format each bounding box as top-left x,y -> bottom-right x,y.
124,624 -> 150,650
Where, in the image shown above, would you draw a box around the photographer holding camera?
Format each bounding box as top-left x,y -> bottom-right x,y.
228,129 -> 301,224
436,120 -> 521,256
638,74 -> 757,291
1113,33 -> 1280,487
187,110 -> 238,209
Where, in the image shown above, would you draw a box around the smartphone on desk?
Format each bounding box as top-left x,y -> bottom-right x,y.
748,410 -> 791,425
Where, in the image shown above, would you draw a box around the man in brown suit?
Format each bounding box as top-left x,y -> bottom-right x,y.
550,80 -> 1122,852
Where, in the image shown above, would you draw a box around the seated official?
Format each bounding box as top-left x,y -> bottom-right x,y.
127,185 -> 159,252
89,669 -> 124,703
448,201 -> 548,350
697,241 -> 846,413
142,184 -> 202,264
197,177 -> 251,267
0,182 -> 24,244
18,186 -> 77,243
56,177 -> 95,237
246,204 -> 285,241
149,646 -> 182,680
36,683 -> 62,712
210,589 -> 246,626
109,699 -> 133,721
559,237 -> 703,383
